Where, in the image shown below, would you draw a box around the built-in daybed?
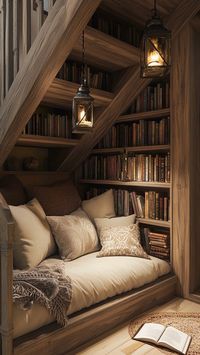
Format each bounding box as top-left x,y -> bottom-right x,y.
0,174 -> 177,355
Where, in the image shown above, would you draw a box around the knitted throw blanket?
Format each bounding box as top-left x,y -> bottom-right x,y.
13,264 -> 72,326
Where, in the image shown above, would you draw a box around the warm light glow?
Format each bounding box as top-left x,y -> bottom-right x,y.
147,38 -> 164,67
78,105 -> 92,127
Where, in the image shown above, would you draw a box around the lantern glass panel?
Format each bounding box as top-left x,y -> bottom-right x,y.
72,96 -> 94,133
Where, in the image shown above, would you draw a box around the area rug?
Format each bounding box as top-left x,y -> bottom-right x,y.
128,312 -> 200,354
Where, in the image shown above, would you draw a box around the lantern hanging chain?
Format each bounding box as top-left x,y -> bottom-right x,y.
82,30 -> 86,84
154,0 -> 157,16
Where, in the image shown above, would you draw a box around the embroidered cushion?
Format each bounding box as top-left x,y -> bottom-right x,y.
94,214 -> 136,233
97,223 -> 149,259
47,208 -> 99,261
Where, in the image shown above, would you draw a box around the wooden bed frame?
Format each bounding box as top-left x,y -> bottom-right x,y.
0,173 -> 177,355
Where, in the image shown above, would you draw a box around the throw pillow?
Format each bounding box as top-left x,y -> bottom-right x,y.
82,189 -> 116,221
26,179 -> 81,216
97,223 -> 149,258
10,198 -> 57,270
47,208 -> 99,261
94,214 -> 136,233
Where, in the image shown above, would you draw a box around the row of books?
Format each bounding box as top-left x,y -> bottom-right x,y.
143,228 -> 170,260
22,112 -> 72,138
82,153 -> 170,183
89,11 -> 142,47
85,188 -> 170,221
97,118 -> 170,148
128,82 -> 170,113
57,61 -> 111,91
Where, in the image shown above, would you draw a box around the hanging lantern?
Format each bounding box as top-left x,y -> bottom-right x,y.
140,0 -> 171,78
72,31 -> 94,133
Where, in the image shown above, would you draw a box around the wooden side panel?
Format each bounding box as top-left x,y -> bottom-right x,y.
171,23 -> 200,296
0,0 -> 5,104
5,0 -> 13,93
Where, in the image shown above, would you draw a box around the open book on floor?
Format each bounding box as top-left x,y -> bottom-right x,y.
133,322 -> 191,354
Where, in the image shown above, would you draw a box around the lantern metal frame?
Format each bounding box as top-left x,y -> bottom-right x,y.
72,31 -> 94,134
140,0 -> 171,78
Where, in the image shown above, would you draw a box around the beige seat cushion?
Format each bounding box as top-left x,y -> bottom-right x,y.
10,199 -> 57,270
94,214 -> 136,233
47,208 -> 99,261
82,189 -> 116,221
97,223 -> 149,259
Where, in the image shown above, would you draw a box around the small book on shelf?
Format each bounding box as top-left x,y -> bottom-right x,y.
133,322 -> 191,354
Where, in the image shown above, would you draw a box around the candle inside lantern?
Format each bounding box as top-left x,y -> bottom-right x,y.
147,38 -> 164,67
78,104 -> 92,127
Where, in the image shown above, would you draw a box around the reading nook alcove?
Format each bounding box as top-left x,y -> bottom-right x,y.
0,1 -> 200,354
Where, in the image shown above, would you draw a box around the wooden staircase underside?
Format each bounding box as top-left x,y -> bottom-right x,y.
0,0 -> 200,173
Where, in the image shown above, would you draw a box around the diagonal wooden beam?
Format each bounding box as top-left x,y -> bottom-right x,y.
0,0 -> 101,167
164,0 -> 200,39
58,67 -> 151,172
58,0 -> 200,173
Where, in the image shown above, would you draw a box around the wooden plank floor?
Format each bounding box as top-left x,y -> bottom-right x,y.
71,298 -> 200,354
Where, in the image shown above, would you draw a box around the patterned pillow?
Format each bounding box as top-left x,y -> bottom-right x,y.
97,223 -> 149,259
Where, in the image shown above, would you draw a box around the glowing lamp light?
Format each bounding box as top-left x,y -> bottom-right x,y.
140,0 -> 171,78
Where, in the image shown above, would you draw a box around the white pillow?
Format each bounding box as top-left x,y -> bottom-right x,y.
10,198 -> 57,270
82,189 -> 116,221
94,214 -> 136,233
47,208 -> 99,261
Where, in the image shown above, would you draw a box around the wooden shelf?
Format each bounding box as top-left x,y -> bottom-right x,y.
17,135 -> 79,148
117,108 -> 170,123
79,179 -> 171,189
43,79 -> 114,109
70,26 -> 140,72
138,218 -> 171,228
92,145 -> 170,154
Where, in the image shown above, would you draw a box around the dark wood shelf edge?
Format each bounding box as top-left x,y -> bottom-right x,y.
117,108 -> 170,123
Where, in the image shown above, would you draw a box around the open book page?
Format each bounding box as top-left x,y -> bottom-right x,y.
134,323 -> 166,344
158,326 -> 191,354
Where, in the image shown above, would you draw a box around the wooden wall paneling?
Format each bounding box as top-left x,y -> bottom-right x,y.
171,22 -> 200,297
0,193 -> 15,355
58,67 -> 151,172
5,0 -> 13,93
0,0 -> 102,168
13,0 -> 20,77
31,0 -> 44,45
189,24 -> 200,294
0,0 -> 5,104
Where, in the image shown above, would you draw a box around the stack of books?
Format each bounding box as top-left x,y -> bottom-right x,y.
143,228 -> 170,260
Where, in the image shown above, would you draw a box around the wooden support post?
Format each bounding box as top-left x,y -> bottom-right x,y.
0,194 -> 15,355
0,0 -> 5,104
5,0 -> 13,93
0,0 -> 101,168
13,0 -> 20,77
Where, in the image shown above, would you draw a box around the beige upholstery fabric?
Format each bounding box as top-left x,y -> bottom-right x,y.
94,214 -> 136,233
13,253 -> 171,338
47,208 -> 99,261
10,199 -> 56,269
82,189 -> 116,221
97,224 -> 149,258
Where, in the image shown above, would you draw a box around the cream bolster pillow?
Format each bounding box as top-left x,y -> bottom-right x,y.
82,189 -> 116,221
97,223 -> 150,259
9,198 -> 57,270
94,214 -> 136,232
47,208 -> 99,261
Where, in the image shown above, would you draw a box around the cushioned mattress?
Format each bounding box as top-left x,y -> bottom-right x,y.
13,252 -> 171,338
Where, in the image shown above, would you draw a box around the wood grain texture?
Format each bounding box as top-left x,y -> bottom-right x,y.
117,108 -> 170,123
58,67 -> 151,172
79,179 -> 170,189
0,0 -> 101,168
0,0 -> 5,104
0,193 -> 15,355
171,23 -> 200,297
92,145 -> 170,154
43,78 -> 114,108
17,135 -> 79,148
13,275 -> 176,355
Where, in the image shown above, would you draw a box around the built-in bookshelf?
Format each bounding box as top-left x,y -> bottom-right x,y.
80,79 -> 171,262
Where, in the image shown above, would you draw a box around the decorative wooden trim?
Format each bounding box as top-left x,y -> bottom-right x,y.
117,108 -> 170,123
79,179 -> 171,189
0,193 -> 15,355
13,275 -> 177,355
17,135 -> 79,148
43,78 -> 114,108
92,145 -> 170,154
58,67 -> 151,172
0,0 -> 102,167
70,25 -> 140,72
138,218 -> 171,228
